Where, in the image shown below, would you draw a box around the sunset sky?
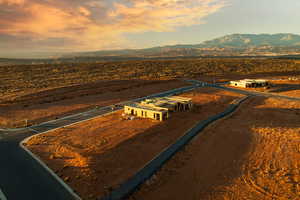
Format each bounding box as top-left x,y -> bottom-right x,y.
1,0 -> 300,58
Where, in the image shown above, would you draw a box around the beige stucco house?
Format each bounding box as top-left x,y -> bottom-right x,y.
230,79 -> 269,88
124,96 -> 193,121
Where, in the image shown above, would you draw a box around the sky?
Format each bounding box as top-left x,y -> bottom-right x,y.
1,0 -> 300,58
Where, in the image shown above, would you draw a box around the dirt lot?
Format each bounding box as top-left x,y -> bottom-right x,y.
130,97 -> 300,200
25,88 -> 243,199
269,79 -> 300,98
224,78 -> 300,98
0,80 -> 187,128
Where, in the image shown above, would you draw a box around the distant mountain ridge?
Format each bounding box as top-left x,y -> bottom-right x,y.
64,33 -> 300,58
197,33 -> 300,48
2,34 -> 300,64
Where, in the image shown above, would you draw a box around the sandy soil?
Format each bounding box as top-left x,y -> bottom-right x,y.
130,96 -> 300,200
25,88 -> 243,199
279,90 -> 300,98
0,80 -> 187,128
268,80 -> 300,98
198,73 -> 300,84
224,79 -> 300,98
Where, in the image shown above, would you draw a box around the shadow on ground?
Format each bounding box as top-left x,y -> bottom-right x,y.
129,96 -> 300,200
27,89 -> 243,199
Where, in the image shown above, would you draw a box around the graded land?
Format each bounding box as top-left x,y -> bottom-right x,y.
130,96 -> 300,200
269,79 -> 300,98
2,58 -> 300,200
0,80 -> 187,128
225,78 -> 300,98
2,58 -> 300,128
25,88 -> 243,199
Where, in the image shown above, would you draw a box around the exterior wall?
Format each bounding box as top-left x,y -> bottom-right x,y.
124,106 -> 166,121
230,81 -> 247,88
230,80 -> 269,88
124,96 -> 193,121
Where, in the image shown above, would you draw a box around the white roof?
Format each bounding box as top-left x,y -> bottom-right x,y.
232,79 -> 268,84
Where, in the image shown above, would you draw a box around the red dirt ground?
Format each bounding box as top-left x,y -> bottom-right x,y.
224,79 -> 300,98
269,80 -> 300,98
25,88 -> 243,199
130,96 -> 300,200
0,80 -> 187,128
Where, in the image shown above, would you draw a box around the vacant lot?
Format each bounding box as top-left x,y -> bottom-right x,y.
1,58 -> 300,128
1,58 -> 300,100
269,79 -> 300,98
224,78 -> 300,97
130,97 -> 300,200
0,80 -> 187,128
25,88 -> 243,199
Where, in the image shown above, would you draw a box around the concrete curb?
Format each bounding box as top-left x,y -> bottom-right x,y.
19,109 -> 122,200
17,85 -> 199,200
19,142 -> 82,200
100,96 -> 250,200
1,85 -> 197,131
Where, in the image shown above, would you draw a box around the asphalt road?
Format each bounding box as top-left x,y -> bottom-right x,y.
1,81 -> 299,200
188,80 -> 300,102
101,96 -> 250,200
0,85 -> 197,200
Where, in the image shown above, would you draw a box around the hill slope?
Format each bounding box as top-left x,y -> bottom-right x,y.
64,33 -> 300,58
198,33 -> 300,48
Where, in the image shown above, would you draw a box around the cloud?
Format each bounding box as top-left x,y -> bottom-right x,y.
0,0 -> 226,53
0,0 -> 25,5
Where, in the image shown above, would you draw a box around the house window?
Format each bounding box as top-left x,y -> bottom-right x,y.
156,113 -> 160,120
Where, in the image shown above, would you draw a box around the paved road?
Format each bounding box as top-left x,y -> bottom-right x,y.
101,96 -> 250,200
1,80 -> 298,200
188,80 -> 300,101
100,80 -> 300,200
0,85 -> 198,200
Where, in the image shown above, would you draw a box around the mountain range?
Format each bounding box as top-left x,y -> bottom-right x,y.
64,33 -> 300,58
1,33 -> 300,65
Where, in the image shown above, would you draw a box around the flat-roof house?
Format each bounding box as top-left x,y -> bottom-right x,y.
124,96 -> 193,121
229,79 -> 269,88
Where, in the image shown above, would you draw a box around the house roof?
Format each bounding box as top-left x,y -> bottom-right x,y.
125,103 -> 167,112
231,79 -> 268,84
126,96 -> 192,112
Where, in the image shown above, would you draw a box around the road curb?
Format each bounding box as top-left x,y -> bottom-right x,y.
100,96 -> 250,200
16,85 -> 198,200
1,85 -> 197,132
19,141 -> 82,200
19,109 -> 122,200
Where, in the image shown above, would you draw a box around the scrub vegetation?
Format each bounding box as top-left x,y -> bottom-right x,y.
1,58 -> 300,101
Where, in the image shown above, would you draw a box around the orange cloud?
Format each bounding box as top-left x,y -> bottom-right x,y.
0,0 -> 25,5
0,0 -> 227,52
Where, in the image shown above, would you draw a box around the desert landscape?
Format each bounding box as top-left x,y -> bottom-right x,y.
130,96 -> 300,200
2,2 -> 300,200
1,58 -> 300,128
25,87 -> 244,199
1,58 -> 300,200
0,79 -> 187,128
